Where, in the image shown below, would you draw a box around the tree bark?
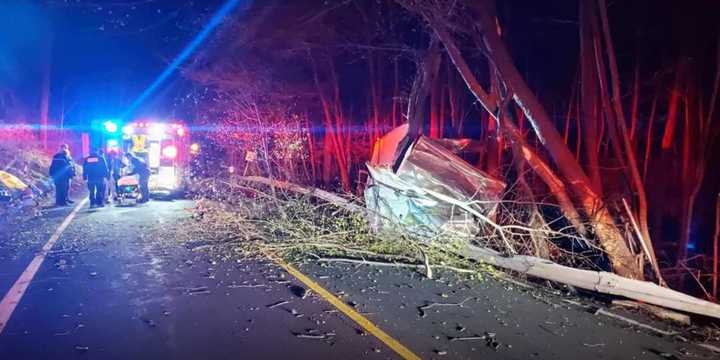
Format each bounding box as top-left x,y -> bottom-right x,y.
661,63 -> 683,150
470,0 -> 642,278
642,91 -> 658,181
503,115 -> 587,236
597,0 -> 655,272
406,0 -> 641,278
579,0 -> 603,194
406,38 -> 441,140
311,55 -> 351,191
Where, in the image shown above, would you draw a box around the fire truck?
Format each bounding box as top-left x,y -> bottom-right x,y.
98,119 -> 191,197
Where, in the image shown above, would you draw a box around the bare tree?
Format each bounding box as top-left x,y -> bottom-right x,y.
397,0 -> 643,279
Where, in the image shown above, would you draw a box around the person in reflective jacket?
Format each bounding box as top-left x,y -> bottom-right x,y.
48,144 -> 76,207
125,153 -> 150,203
83,149 -> 110,208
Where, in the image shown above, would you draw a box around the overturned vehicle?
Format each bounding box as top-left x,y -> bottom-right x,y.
364,124 -> 505,240
363,125 -> 720,320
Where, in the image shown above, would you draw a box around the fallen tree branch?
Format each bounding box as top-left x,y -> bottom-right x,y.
421,248 -> 433,279
313,256 -> 476,275
418,297 -> 472,317
594,308 -> 679,336
217,176 -> 720,320
622,198 -> 664,286
237,176 -> 365,213
698,343 -> 720,354
611,300 -> 690,326
265,242 -> 418,263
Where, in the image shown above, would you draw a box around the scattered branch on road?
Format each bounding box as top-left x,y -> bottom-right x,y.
267,300 -> 291,309
179,177 -> 488,283
421,249 -> 433,279
312,255 -> 476,276
178,176 -> 720,321
611,300 -> 691,326
594,308 -> 679,337
418,297 -> 473,317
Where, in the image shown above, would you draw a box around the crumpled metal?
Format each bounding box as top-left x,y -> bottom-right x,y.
365,133 -> 505,240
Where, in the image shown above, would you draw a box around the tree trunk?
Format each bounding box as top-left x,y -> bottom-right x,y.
470,0 -> 642,278
368,50 -> 381,144
406,38 -> 441,140
579,0 -> 603,194
311,55 -> 350,192
598,0 -> 655,271
661,63 -> 683,150
411,0 -> 641,278
503,116 -> 587,236
642,91 -> 658,181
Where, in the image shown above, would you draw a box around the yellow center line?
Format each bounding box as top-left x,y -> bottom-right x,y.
267,252 -> 421,360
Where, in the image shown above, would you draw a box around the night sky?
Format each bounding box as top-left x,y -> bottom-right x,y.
0,0 -> 226,127
1,0 -> 719,127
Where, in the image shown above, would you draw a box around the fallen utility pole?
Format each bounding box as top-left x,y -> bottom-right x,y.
460,245 -> 720,320
236,175 -> 720,320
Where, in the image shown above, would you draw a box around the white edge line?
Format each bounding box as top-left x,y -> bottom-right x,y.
0,198 -> 88,333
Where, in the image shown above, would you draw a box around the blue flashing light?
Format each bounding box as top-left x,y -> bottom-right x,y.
107,139 -> 119,147
121,0 -> 247,119
122,125 -> 134,136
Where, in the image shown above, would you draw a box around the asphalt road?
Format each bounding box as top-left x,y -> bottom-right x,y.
0,199 -> 717,359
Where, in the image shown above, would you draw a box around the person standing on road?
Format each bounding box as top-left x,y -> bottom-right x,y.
63,145 -> 77,205
125,153 -> 150,203
48,144 -> 76,207
97,149 -> 112,205
107,151 -> 124,201
83,149 -> 110,208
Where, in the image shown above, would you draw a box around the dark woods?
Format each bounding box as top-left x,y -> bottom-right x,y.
183,0 -> 720,299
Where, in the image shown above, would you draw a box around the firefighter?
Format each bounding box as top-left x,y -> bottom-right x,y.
83,149 -> 110,208
125,153 -> 150,203
48,144 -> 76,207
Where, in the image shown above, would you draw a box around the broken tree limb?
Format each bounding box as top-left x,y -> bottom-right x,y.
698,343 -> 720,354
504,118 -> 588,237
420,249 -> 433,279
313,256 -> 476,275
594,308 -> 679,336
622,198 -> 665,286
460,244 -> 720,320
611,300 -> 691,326
232,176 -> 720,320
237,176 -> 365,214
418,297 -> 472,317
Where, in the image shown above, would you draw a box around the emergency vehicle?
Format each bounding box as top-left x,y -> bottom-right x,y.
104,119 -> 190,197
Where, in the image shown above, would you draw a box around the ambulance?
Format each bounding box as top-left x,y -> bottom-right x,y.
112,120 -> 190,197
